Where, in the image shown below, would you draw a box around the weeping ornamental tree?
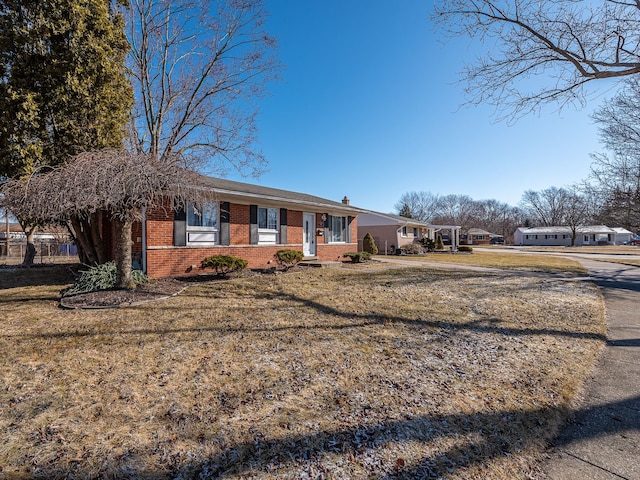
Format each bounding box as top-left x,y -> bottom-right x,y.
1,149 -> 216,288
0,0 -> 133,265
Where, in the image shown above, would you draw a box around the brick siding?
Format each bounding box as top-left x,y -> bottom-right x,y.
139,202 -> 358,278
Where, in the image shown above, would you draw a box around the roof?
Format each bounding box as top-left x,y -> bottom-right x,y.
612,227 -> 633,234
358,211 -> 432,227
358,211 -> 461,230
467,228 -> 501,237
199,176 -> 366,214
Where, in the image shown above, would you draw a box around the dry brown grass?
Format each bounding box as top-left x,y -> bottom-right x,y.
383,250 -> 586,274
0,264 -> 605,479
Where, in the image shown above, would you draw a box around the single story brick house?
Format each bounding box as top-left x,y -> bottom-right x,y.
462,228 -> 504,245
514,225 -> 633,246
357,212 -> 461,253
120,177 -> 365,278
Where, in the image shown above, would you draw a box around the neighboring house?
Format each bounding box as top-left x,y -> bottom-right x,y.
612,227 -> 634,245
463,228 -> 503,245
106,177 -> 365,278
357,212 -> 461,253
514,225 -> 631,246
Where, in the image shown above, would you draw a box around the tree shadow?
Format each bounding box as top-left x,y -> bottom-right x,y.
26,395 -> 640,479
0,263 -> 76,290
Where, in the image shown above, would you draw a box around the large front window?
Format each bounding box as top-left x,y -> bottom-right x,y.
330,215 -> 347,243
187,201 -> 218,244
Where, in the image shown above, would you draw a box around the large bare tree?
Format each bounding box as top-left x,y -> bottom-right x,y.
394,191 -> 441,222
1,150 -> 215,288
124,0 -> 280,173
434,0 -> 640,118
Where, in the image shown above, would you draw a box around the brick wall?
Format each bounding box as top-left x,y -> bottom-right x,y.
142,203 -> 358,278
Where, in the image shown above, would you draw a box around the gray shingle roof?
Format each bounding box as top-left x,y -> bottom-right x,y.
199,176 -> 366,214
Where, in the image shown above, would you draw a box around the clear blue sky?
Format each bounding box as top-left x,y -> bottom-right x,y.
224,0 -> 622,214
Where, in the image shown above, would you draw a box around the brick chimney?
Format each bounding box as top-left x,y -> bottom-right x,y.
342,195 -> 350,205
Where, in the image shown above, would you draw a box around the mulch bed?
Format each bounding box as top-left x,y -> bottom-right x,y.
58,265 -> 313,309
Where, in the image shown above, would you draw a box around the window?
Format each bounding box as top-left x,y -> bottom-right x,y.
188,202 -> 218,228
186,201 -> 219,244
476,235 -> 485,241
401,226 -> 408,237
413,227 -> 418,237
258,207 -> 278,230
330,215 -> 347,242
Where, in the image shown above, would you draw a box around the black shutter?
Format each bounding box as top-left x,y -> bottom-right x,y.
279,208 -> 287,244
249,205 -> 258,245
174,205 -> 186,246
220,202 -> 230,246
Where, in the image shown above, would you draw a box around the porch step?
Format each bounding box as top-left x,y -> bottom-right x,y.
299,260 -> 343,268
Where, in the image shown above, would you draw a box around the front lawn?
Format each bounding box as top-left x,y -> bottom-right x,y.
0,265 -> 605,479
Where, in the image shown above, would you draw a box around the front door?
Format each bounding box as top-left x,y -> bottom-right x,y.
303,212 -> 316,257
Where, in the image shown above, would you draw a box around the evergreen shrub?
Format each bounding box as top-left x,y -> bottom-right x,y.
274,249 -> 304,270
201,255 -> 248,276
362,233 -> 378,255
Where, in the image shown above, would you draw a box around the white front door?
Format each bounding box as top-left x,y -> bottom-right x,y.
303,212 -> 316,257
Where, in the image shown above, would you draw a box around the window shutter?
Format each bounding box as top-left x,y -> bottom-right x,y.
347,216 -> 352,243
325,214 -> 330,244
174,205 -> 186,246
279,208 -> 287,244
220,202 -> 230,246
249,205 -> 258,245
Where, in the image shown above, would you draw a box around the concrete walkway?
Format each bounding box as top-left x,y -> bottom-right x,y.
378,255 -> 640,479
542,258 -> 640,480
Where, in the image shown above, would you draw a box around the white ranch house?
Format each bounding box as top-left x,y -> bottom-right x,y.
514,226 -> 633,246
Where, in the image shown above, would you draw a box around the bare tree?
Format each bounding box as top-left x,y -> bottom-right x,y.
434,0 -> 640,118
520,187 -> 569,226
1,150 -> 215,288
589,76 -> 640,231
394,191 -> 441,223
431,194 -> 481,232
474,199 -> 522,242
124,0 -> 280,173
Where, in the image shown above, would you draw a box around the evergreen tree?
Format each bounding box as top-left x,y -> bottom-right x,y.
398,203 -> 412,218
0,0 -> 133,264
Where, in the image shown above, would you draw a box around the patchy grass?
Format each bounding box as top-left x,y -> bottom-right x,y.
0,265 -> 605,479
384,250 -> 586,275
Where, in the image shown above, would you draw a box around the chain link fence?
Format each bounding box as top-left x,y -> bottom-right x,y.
0,240 -> 78,264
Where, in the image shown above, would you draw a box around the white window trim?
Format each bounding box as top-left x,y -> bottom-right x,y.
329,215 -> 348,243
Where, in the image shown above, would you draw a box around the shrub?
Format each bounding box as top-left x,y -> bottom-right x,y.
343,251 -> 371,263
457,245 -> 473,253
419,237 -> 436,252
435,234 -> 444,250
362,233 -> 378,255
66,262 -> 149,295
201,255 -> 248,276
274,249 -> 303,270
402,242 -> 425,254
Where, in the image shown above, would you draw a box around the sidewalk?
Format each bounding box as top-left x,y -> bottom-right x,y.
541,259 -> 640,479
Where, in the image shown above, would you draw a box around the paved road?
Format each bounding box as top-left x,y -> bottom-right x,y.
541,257 -> 640,480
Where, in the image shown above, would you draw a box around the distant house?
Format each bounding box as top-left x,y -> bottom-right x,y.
463,228 -> 503,245
514,226 -> 632,246
357,212 -> 461,253
103,177 -> 365,278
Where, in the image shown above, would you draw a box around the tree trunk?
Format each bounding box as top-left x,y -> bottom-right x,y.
22,229 -> 37,266
114,217 -> 134,290
69,215 -> 107,265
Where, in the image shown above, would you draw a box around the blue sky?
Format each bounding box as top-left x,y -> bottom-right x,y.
225,0 -> 622,214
